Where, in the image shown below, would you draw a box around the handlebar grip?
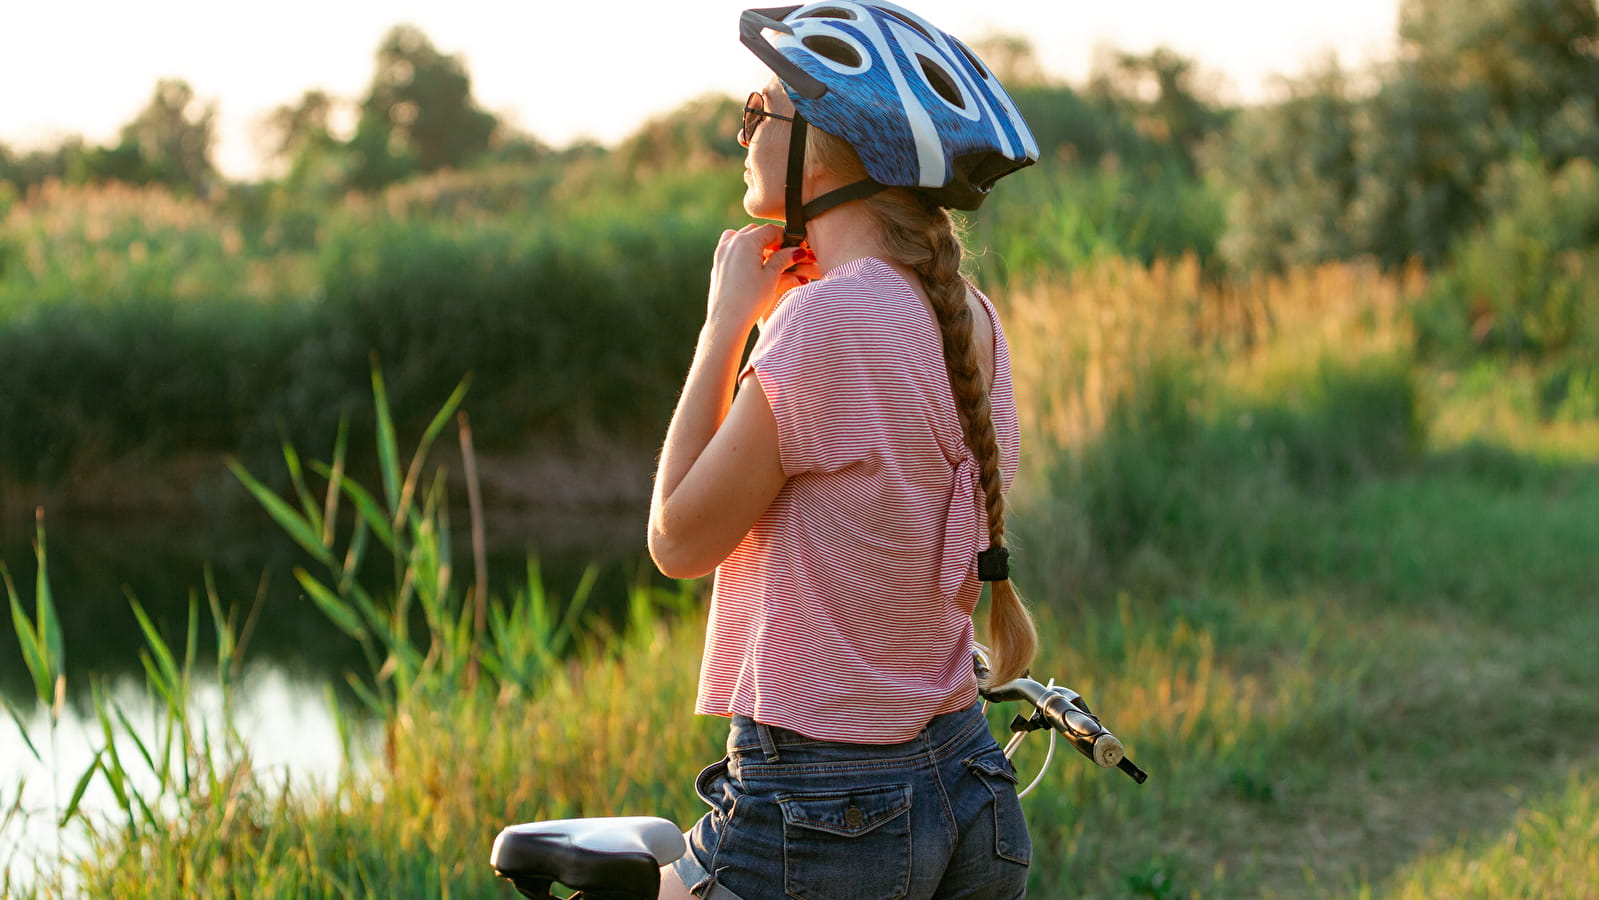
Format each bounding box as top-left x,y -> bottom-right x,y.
977,660 -> 1148,783
1036,691 -> 1123,769
1089,732 -> 1124,768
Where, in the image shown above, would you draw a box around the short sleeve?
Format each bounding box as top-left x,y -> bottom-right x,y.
745,282 -> 884,477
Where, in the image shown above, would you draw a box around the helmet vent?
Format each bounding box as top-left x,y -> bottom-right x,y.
918,54 -> 965,109
796,6 -> 856,18
954,39 -> 990,80
879,7 -> 934,40
803,34 -> 864,68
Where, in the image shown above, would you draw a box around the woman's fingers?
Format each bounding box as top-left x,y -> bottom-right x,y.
707,226 -> 816,327
771,245 -> 819,290
775,244 -> 816,272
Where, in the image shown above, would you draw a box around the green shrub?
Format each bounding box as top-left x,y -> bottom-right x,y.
971,161 -> 1224,276
1413,155 -> 1599,366
1209,0 -> 1599,272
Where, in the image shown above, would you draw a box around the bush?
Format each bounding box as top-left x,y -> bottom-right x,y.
1413,155 -> 1599,364
1209,0 -> 1599,272
972,160 -> 1224,275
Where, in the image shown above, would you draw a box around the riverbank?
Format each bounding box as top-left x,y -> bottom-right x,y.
8,442 -> 1597,897
2,438 -> 654,529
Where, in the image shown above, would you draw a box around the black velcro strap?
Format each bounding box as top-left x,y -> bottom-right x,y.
977,546 -> 1009,582
801,179 -> 889,221
783,113 -> 809,248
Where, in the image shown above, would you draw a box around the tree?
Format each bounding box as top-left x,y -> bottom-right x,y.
261,89 -> 354,194
347,25 -> 498,190
265,89 -> 337,164
1400,0 -> 1599,144
1212,0 -> 1599,271
117,78 -> 217,192
71,140 -> 163,187
1211,59 -> 1362,271
616,94 -> 744,175
0,139 -> 83,193
1349,0 -> 1599,264
1092,47 -> 1227,173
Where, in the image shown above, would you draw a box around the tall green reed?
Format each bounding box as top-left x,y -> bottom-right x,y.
222,360 -> 644,731
6,360 -> 674,896
2,511 -> 69,863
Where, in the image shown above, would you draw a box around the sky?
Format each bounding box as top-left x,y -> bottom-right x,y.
0,0 -> 1403,179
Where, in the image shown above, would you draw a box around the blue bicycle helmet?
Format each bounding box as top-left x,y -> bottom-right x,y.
740,1 -> 1038,242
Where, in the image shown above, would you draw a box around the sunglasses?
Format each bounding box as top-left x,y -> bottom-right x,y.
741,91 -> 796,145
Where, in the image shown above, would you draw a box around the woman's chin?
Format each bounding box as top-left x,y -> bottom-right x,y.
743,190 -> 782,222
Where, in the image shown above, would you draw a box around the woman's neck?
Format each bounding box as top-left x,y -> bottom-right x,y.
798,199 -> 937,319
801,200 -> 907,281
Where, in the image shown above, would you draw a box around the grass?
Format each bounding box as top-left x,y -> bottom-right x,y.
990,255 -> 1599,896
1378,770 -> 1599,899
4,253 -> 1598,898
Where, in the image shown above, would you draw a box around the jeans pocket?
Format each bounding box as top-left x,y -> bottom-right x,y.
965,751 -> 1032,866
777,783 -> 913,900
695,758 -> 732,806
695,758 -> 743,838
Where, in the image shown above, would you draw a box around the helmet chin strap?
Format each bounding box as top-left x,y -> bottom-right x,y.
781,111 -> 888,248
781,113 -> 810,248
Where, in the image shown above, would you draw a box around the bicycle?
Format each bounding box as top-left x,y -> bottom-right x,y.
490,654 -> 1147,900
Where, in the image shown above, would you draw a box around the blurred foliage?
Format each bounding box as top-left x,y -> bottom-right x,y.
2,16 -> 1598,490
966,37 -> 1229,269
0,80 -> 218,196
0,157 -> 746,482
0,138 -> 85,195
615,94 -> 746,177
1209,58 -> 1363,271
971,161 -> 1224,275
1412,155 -> 1599,416
262,89 -> 351,197
114,79 -> 218,193
346,25 -> 500,191
1086,47 -> 1232,174
1212,0 -> 1599,271
1001,256 -> 1421,593
992,37 -> 1229,177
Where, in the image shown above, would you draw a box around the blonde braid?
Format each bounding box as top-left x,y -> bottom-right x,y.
809,129 -> 1038,686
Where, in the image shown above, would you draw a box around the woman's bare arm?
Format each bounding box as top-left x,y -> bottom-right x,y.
647,224 -> 814,579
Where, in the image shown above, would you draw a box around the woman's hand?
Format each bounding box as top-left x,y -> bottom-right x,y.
706,223 -> 819,331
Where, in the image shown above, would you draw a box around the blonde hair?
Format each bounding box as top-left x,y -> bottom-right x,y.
807,127 -> 1038,687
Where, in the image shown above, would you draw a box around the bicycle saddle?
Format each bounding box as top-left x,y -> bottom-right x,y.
491,816 -> 686,900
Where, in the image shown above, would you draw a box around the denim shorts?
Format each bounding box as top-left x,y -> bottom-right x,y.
671,702 -> 1031,900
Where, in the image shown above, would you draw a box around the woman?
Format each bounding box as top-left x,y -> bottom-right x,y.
649,3 -> 1041,898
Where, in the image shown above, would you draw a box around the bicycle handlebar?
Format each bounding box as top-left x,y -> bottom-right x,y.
976,655 -> 1148,784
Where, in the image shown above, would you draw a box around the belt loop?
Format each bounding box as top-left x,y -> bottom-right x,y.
756,722 -> 781,763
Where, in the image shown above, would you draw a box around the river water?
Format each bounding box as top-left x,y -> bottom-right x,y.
0,498 -> 655,882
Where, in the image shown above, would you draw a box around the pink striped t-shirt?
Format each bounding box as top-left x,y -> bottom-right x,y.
695,256 -> 1020,743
